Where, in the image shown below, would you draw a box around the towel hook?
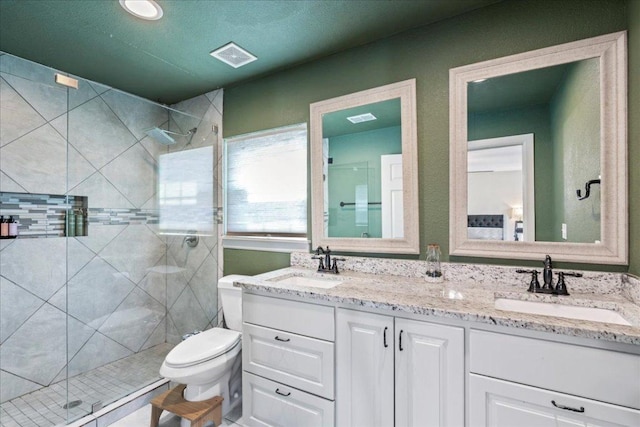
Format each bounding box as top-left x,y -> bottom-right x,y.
576,179 -> 601,200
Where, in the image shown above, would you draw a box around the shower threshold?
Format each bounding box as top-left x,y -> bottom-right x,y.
0,343 -> 174,427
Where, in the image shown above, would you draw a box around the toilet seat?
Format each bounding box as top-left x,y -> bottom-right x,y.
164,328 -> 241,368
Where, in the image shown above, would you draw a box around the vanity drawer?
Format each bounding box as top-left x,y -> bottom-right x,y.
243,323 -> 335,399
470,330 -> 640,409
243,293 -> 335,341
243,372 -> 334,427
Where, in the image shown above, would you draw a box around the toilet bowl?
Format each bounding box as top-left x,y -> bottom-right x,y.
159,275 -> 248,424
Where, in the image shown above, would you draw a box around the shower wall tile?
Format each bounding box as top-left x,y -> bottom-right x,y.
99,225 -> 165,284
0,277 -> 43,343
0,77 -> 46,147
1,72 -> 67,121
67,144 -> 98,190
100,143 -> 156,208
66,333 -> 132,379
101,90 -> 167,141
98,287 -> 165,352
0,238 -> 66,301
67,97 -> 137,170
0,370 -> 41,404
169,286 -> 209,335
0,303 -> 67,385
0,170 -> 27,193
0,123 -> 67,194
140,317 -> 167,351
71,172 -> 134,209
68,76 -> 99,111
65,257 -> 135,329
190,254 -> 219,323
75,223 -> 126,254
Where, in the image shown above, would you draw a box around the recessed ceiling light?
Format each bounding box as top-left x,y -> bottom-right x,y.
347,113 -> 377,124
119,0 -> 163,21
210,42 -> 257,68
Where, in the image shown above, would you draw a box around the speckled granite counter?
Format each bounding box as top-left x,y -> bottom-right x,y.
235,253 -> 640,346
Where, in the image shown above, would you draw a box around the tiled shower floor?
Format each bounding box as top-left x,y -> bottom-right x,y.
0,343 -> 174,427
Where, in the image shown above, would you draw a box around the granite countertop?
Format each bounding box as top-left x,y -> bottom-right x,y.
235,255 -> 640,346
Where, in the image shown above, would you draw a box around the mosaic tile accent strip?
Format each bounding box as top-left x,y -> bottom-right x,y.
0,192 -> 86,238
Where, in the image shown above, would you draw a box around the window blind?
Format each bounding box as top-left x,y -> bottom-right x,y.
225,123 -> 307,235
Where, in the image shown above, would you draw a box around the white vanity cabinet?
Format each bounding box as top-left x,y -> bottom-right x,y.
336,308 -> 464,427
242,294 -> 335,427
469,330 -> 640,427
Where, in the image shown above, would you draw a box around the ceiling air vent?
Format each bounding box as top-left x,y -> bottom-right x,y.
210,42 -> 257,68
347,113 -> 377,124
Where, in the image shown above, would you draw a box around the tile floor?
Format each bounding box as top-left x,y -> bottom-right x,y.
0,344 -> 174,427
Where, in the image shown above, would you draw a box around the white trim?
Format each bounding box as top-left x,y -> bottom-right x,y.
223,235 -> 310,253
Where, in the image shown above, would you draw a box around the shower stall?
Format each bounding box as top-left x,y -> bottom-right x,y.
0,52 -> 223,426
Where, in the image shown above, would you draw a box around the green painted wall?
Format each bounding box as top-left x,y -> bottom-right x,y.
551,59 -> 601,243
223,249 -> 291,276
223,0 -> 637,275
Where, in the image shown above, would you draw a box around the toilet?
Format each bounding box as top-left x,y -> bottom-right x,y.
159,275 -> 248,423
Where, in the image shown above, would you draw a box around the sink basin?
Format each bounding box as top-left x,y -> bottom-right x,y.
271,274 -> 342,289
495,298 -> 631,326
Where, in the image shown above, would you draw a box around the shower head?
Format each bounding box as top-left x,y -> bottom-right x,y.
144,127 -> 197,145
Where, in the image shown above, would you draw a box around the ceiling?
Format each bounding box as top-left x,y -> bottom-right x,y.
0,0 -> 500,104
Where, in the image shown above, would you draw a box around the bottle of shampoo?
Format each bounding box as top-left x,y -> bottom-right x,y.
67,210 -> 76,237
0,216 -> 8,238
75,209 -> 85,236
8,216 -> 18,238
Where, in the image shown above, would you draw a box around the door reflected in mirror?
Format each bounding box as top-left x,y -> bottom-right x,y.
322,98 -> 403,238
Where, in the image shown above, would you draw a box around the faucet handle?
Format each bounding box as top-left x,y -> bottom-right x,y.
311,255 -> 325,271
517,269 -> 540,293
553,271 -> 582,296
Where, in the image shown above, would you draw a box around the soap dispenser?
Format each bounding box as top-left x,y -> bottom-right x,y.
0,216 -> 7,238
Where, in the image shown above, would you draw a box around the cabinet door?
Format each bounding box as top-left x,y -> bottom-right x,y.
336,309 -> 394,427
469,374 -> 640,427
243,372 -> 334,427
395,318 -> 464,427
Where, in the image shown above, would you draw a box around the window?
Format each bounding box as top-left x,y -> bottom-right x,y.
224,123 -> 307,239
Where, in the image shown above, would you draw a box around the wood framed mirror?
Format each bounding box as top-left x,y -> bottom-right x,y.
449,32 -> 627,264
310,79 -> 419,254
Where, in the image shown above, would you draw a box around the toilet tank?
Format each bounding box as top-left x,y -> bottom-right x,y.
218,275 -> 250,332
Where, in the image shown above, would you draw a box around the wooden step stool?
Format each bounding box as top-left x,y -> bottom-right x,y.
150,384 -> 223,427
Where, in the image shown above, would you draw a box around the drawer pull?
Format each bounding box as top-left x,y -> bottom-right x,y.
551,400 -> 585,413
275,388 -> 291,397
274,336 -> 290,342
383,327 -> 389,348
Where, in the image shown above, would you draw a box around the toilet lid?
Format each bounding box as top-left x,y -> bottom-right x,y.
164,328 -> 241,368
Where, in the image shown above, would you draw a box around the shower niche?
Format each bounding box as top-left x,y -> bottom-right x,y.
0,192 -> 88,238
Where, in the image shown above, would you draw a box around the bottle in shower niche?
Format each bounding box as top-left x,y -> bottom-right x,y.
425,243 -> 443,283
66,210 -> 76,237
75,209 -> 85,236
0,216 -> 8,238
8,216 -> 18,238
